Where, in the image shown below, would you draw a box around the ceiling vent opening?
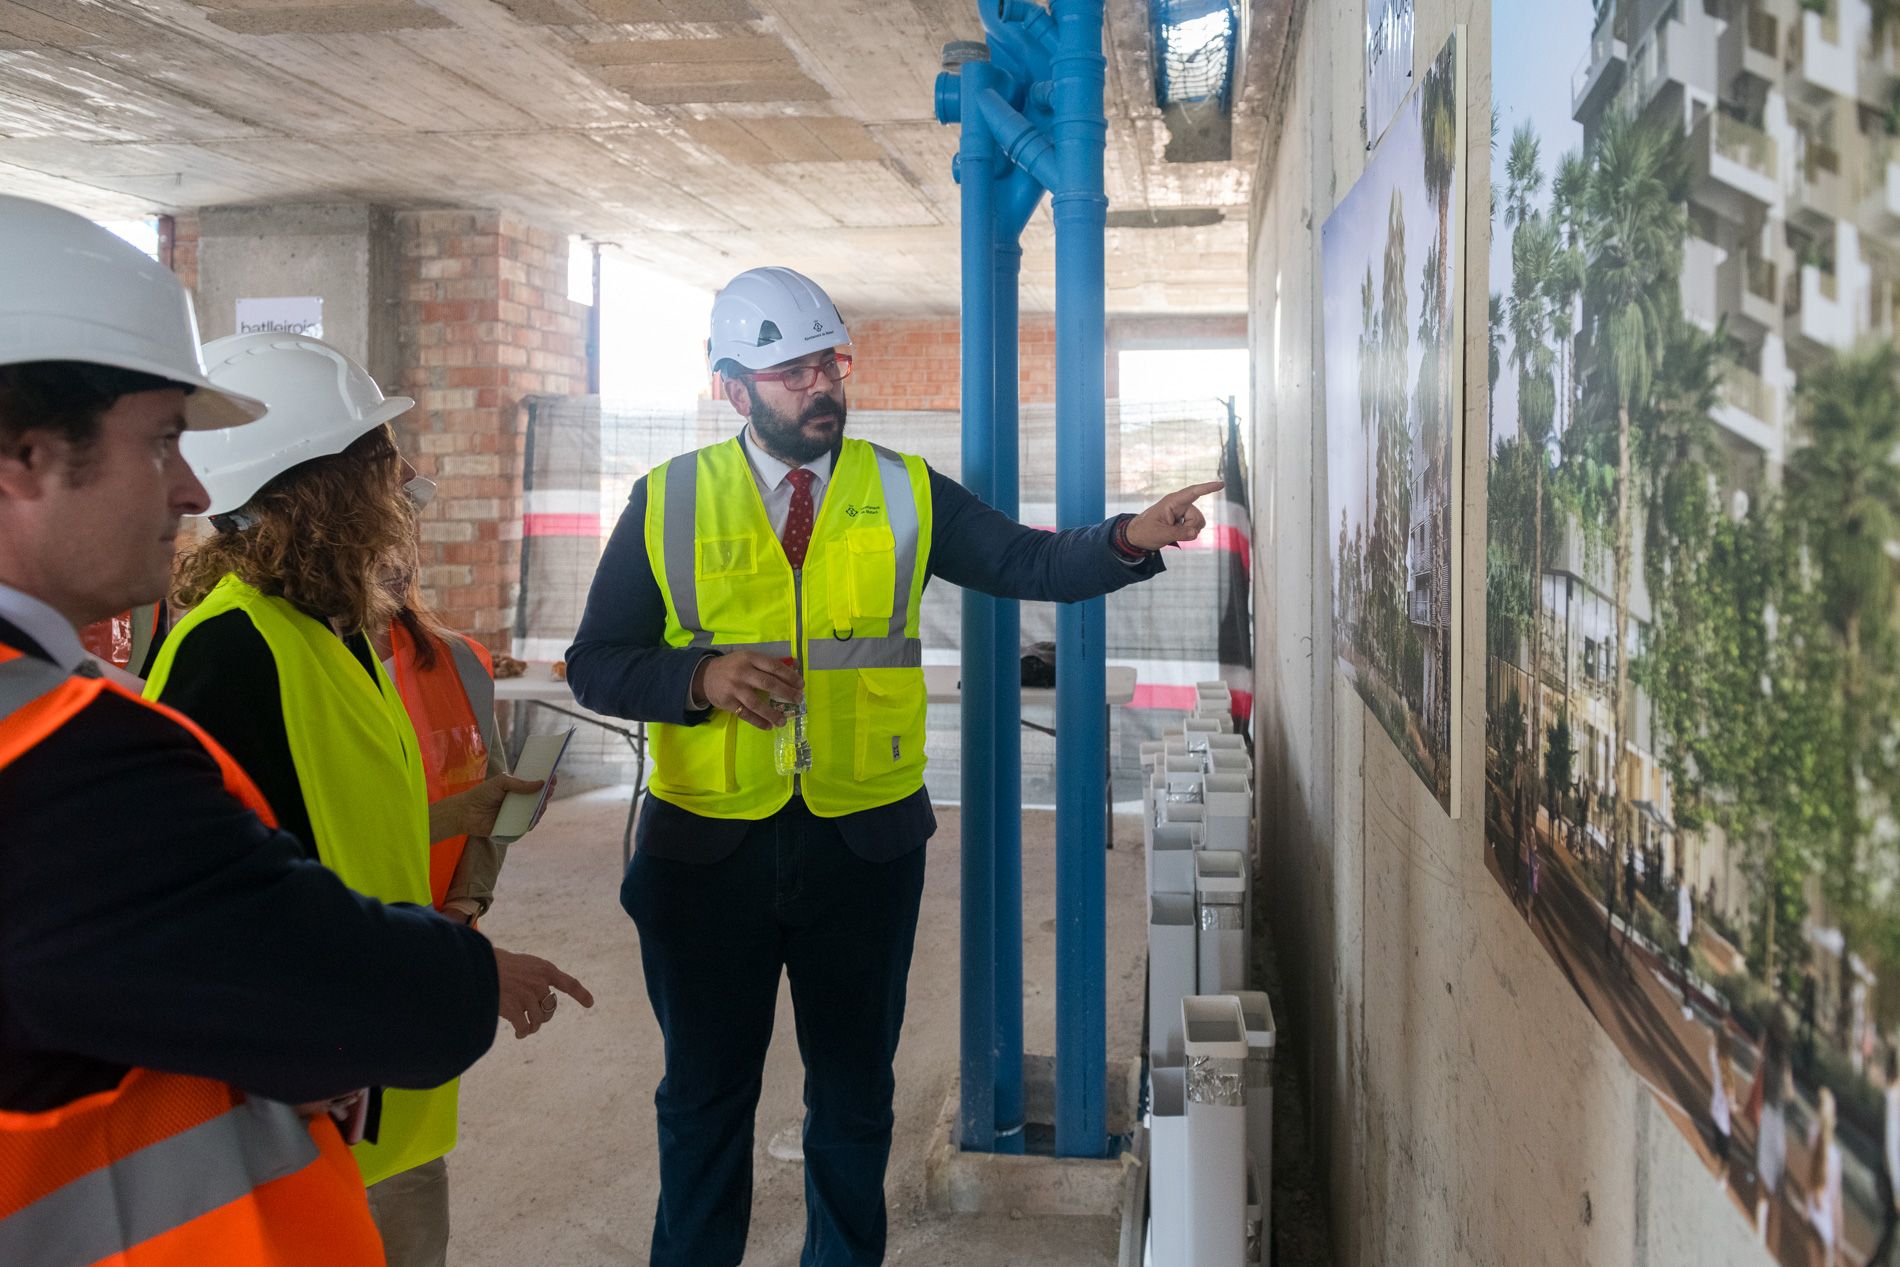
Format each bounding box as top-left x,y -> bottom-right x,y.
1151,0 -> 1240,162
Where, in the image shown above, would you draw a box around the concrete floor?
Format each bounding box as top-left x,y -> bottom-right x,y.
449,790 -> 1147,1266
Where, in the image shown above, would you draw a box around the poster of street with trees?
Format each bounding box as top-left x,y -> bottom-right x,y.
1488,0 -> 1900,1259
1325,28 -> 1464,815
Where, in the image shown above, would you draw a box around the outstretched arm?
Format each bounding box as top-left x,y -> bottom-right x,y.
926,468 -> 1225,602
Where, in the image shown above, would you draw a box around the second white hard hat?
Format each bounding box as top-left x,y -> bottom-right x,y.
708,266 -> 850,373
184,333 -> 415,517
0,195 -> 264,429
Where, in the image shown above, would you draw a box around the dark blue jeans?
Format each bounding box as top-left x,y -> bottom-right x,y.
620,799 -> 928,1267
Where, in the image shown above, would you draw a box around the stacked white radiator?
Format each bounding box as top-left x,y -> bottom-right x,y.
1141,685 -> 1275,1267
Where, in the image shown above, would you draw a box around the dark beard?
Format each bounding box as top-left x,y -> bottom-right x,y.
747,389 -> 845,465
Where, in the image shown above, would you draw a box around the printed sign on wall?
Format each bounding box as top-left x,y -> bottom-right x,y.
1364,0 -> 1414,151
235,296 -> 322,339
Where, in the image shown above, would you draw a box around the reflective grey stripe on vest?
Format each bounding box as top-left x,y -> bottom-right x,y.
662,455 -> 713,649
0,652 -> 78,721
0,1096 -> 318,1267
868,443 -> 920,640
444,635 -> 500,760
808,635 -> 923,671
710,639 -> 796,661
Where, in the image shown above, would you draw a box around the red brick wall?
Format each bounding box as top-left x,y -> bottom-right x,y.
166,213 -> 200,296
846,316 -> 1060,410
396,211 -> 586,653
844,312 -> 1254,410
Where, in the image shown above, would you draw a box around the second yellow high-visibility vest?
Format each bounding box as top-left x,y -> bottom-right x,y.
644,435 -> 933,819
145,574 -> 457,1187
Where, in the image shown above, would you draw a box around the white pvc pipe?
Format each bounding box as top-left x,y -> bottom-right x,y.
1150,820 -> 1200,897
1232,987 -> 1275,1257
1201,772 -> 1252,855
1148,1064 -> 1189,1267
1245,1156 -> 1263,1266
1182,995 -> 1249,1267
1162,754 -> 1204,798
1207,746 -> 1252,779
1195,850 -> 1248,994
1148,893 -> 1197,1067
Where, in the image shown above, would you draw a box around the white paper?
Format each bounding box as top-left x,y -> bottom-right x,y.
235,295 -> 323,339
493,728 -> 574,839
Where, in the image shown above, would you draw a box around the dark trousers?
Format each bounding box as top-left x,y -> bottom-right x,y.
621,799 -> 928,1267
1873,1164 -> 1899,1266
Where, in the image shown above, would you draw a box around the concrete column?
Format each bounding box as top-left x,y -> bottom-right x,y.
185,202 -> 587,653
193,203 -> 402,388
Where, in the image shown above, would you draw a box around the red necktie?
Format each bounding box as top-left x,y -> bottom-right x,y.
781,468 -> 816,569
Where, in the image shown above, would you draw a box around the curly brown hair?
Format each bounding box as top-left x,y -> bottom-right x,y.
172,424 -> 418,637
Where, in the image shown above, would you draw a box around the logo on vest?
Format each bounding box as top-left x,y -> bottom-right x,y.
844,503 -> 882,519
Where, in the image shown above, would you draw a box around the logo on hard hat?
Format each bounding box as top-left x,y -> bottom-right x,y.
810,320 -> 826,335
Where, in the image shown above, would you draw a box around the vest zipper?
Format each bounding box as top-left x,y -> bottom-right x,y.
791,566 -> 803,800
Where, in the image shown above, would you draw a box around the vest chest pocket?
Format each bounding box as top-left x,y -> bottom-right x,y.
854,668 -> 923,782
826,527 -> 897,633
697,536 -> 757,579
697,535 -> 779,642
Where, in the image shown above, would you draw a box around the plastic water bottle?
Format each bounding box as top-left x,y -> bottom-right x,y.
772,657 -> 811,776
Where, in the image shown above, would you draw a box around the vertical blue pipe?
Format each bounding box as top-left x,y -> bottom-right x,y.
955,55 -> 1000,1155
990,236 -> 1025,1155
1049,0 -> 1109,1160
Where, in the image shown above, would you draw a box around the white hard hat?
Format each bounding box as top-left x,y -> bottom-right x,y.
0,195 -> 264,430
709,266 -> 851,372
184,332 -> 414,517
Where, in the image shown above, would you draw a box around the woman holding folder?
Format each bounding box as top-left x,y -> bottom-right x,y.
146,331 -> 591,1267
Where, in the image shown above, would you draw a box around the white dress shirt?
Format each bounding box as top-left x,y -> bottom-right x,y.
739,426 -> 833,538
0,581 -> 90,672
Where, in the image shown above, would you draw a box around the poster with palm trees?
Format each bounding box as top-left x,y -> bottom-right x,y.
1490,0 -> 1900,1260
1325,28 -> 1465,816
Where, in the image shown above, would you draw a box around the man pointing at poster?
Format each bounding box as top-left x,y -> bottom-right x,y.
566,265 -> 1221,1267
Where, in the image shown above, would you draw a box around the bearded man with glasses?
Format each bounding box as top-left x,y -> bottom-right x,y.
566,266 -> 1220,1267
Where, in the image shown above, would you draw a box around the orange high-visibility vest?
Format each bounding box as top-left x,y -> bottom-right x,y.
77,601 -> 165,674
387,623 -> 498,910
0,642 -> 385,1267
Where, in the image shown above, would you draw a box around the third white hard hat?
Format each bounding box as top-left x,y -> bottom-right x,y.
709,266 -> 850,373
184,333 -> 415,517
0,195 -> 263,429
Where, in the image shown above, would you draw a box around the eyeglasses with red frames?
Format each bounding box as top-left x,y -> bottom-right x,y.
747,354 -> 852,392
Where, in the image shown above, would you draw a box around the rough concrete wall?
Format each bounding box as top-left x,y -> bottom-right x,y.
1245,4 -> 1771,1264
194,204 -> 401,387
396,210 -> 587,654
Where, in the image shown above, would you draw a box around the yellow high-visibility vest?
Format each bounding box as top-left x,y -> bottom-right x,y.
644,435 -> 933,818
146,574 -> 457,1187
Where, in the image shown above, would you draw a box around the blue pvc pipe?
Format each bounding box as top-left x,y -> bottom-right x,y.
1049,0 -> 1109,1161
986,0 -> 1058,80
954,55 -> 1000,1156
939,0 -> 1105,1161
991,236 -> 1025,1156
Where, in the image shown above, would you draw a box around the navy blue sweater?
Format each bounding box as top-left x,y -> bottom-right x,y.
566,458 -> 1164,862
0,617 -> 498,1113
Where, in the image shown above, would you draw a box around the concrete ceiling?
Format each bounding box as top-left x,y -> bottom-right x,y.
0,0 -> 1293,315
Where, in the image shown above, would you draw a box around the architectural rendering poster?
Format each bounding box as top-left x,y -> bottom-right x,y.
1487,1 -> 1900,1260
1365,0 -> 1415,150
1324,27 -> 1464,815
